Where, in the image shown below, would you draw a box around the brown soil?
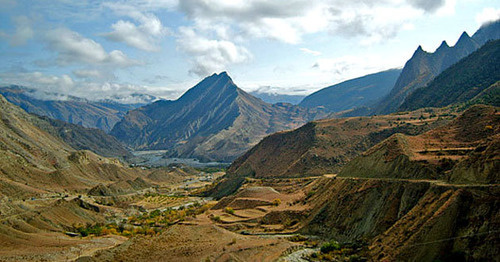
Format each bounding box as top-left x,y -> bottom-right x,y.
81,224 -> 294,262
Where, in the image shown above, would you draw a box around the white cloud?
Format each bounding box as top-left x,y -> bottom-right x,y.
0,72 -> 75,95
177,27 -> 252,76
476,7 -> 500,26
311,54 -> 403,83
176,0 -> 453,45
0,16 -> 34,46
102,3 -> 169,51
300,48 -> 321,56
0,71 -> 183,102
45,28 -> 139,67
407,0 -> 446,13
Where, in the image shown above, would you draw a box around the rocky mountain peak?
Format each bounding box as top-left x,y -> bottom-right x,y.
437,40 -> 450,50
411,45 -> 428,58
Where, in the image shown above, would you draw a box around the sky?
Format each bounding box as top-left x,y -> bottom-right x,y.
0,0 -> 499,102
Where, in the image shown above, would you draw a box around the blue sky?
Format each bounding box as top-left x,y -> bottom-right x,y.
0,0 -> 498,102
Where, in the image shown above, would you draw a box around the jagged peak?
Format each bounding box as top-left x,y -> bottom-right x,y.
411,45 -> 427,57
218,71 -> 229,77
459,31 -> 471,40
205,71 -> 233,85
436,40 -> 450,52
455,31 -> 473,45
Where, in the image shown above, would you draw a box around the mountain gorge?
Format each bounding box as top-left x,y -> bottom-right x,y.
111,72 -> 327,162
373,20 -> 500,114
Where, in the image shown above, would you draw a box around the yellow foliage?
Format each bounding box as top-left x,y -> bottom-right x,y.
122,230 -> 133,237
224,207 -> 235,215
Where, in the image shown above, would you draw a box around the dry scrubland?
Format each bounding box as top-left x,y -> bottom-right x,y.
0,88 -> 498,262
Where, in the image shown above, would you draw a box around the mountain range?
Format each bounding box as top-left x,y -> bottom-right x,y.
373,20 -> 500,114
0,20 -> 499,262
0,86 -> 156,132
111,72 -> 328,162
400,39 -> 500,110
249,91 -> 305,105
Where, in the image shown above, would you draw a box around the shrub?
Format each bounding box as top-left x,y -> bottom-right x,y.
321,240 -> 341,253
212,216 -> 221,222
122,230 -> 133,237
272,199 -> 281,206
288,234 -> 308,242
225,207 -> 235,215
306,191 -> 316,198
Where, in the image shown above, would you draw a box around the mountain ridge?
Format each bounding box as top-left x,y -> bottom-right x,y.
299,68 -> 402,112
111,72 -> 327,162
0,86 -> 153,132
400,39 -> 500,110
373,20 -> 499,114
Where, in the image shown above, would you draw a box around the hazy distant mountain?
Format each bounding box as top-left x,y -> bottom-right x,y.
400,39 -> 500,110
373,20 -> 499,114
111,72 -> 327,162
299,69 -> 401,112
249,91 -> 305,105
32,116 -> 132,160
0,86 -> 156,132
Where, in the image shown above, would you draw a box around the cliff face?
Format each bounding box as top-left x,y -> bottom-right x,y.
301,177 -> 499,261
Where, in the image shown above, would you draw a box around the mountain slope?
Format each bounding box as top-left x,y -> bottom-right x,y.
299,69 -> 401,112
111,72 -> 326,162
0,86 -> 151,132
208,108 -> 454,198
298,105 -> 500,261
373,20 -> 499,114
249,91 -> 305,105
400,40 -> 500,110
0,94 -> 139,198
339,105 -> 499,183
32,116 -> 132,160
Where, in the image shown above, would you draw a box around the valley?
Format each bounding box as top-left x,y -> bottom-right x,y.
1,99 -> 496,261
0,6 -> 498,261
